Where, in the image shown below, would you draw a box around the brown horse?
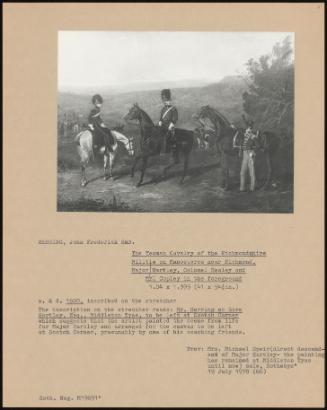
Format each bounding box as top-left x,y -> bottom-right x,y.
196,105 -> 239,190
124,104 -> 194,186
198,106 -> 281,190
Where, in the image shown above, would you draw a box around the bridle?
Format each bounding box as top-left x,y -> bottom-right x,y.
198,108 -> 217,133
126,136 -> 134,155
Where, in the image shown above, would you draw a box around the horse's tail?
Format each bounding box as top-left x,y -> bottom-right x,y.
76,130 -> 93,163
74,131 -> 83,146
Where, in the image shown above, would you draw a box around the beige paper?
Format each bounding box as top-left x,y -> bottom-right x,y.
3,3 -> 324,408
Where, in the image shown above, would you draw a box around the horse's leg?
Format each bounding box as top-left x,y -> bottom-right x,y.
180,153 -> 189,184
263,152 -> 272,189
131,155 -> 140,177
216,139 -> 221,157
224,154 -> 231,190
221,162 -> 230,190
137,156 -> 148,187
103,153 -> 109,180
163,156 -> 175,179
225,166 -> 230,190
163,149 -> 179,179
81,163 -> 87,187
220,152 -> 228,189
108,151 -> 115,179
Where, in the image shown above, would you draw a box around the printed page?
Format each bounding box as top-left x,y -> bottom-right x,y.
3,3 -> 324,408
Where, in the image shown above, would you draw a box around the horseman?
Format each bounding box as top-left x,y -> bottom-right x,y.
88,94 -> 114,153
158,89 -> 178,154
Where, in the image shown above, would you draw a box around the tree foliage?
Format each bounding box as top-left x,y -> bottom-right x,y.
242,36 -> 294,138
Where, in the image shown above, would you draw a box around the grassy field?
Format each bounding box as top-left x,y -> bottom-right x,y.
57,76 -> 293,213
57,135 -> 293,213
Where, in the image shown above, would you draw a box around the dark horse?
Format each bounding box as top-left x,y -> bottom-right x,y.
197,105 -> 281,190
197,105 -> 239,190
124,104 -> 194,186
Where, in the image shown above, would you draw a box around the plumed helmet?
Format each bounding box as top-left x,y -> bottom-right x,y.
92,94 -> 103,104
161,89 -> 171,100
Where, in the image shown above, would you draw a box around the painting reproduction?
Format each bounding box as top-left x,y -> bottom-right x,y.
57,31 -> 294,213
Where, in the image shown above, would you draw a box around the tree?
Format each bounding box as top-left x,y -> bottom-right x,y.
242,36 -> 294,138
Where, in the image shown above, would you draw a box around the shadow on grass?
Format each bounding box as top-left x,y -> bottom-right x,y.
130,160 -> 221,186
57,196 -> 140,212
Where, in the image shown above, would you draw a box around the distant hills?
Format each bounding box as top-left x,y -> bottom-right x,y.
58,75 -> 248,129
59,78 -> 212,95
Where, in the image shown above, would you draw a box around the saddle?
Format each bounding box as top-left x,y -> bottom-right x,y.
91,127 -> 115,153
162,129 -> 177,154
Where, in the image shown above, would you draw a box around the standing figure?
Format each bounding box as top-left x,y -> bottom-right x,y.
239,120 -> 258,192
88,94 -> 114,153
158,89 -> 178,154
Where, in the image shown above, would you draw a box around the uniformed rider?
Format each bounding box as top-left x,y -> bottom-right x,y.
158,89 -> 178,153
88,94 -> 114,153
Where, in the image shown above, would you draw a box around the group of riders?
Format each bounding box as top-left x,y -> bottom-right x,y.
87,89 -> 259,192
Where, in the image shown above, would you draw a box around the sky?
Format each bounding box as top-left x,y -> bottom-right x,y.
58,31 -> 293,89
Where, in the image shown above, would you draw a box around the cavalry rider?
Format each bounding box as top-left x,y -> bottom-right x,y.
88,94 -> 114,153
158,89 -> 178,153
239,119 -> 259,192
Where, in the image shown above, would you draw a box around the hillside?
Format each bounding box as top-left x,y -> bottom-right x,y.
59,79 -> 211,95
58,75 -> 248,130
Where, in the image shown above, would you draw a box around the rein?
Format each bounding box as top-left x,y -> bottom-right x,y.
125,136 -> 134,154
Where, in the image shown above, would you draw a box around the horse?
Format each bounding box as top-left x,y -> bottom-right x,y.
75,127 -> 135,187
123,104 -> 194,186
196,105 -> 239,190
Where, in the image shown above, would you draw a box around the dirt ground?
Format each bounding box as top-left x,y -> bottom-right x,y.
57,141 -> 293,213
